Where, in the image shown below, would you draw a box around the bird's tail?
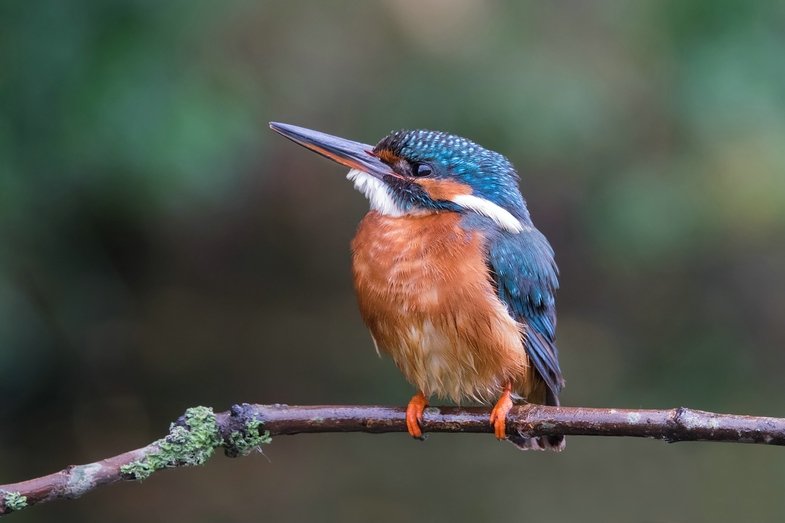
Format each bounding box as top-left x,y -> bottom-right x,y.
508,433 -> 565,451
508,388 -> 565,452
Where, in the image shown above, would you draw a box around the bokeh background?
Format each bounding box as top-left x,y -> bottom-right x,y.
3,0 -> 785,521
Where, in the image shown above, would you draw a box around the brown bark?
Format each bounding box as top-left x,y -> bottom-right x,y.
2,403 -> 784,516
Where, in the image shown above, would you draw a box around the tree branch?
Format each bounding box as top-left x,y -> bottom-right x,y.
2,403 -> 784,516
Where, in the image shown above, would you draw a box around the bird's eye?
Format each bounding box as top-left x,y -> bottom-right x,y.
413,163 -> 433,177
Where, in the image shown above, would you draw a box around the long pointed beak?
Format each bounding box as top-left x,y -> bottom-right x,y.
269,122 -> 397,180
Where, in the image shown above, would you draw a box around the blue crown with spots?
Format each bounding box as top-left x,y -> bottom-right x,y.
374,130 -> 530,222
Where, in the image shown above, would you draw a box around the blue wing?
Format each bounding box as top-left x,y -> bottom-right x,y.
487,228 -> 564,398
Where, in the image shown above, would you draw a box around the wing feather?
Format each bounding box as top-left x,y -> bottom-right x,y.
487,228 -> 564,397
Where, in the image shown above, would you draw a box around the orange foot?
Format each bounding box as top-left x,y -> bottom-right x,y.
406,392 -> 428,439
489,383 -> 513,440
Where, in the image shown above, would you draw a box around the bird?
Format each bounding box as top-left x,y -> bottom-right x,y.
269,122 -> 565,450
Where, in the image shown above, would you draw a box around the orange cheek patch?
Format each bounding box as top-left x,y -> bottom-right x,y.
416,178 -> 472,200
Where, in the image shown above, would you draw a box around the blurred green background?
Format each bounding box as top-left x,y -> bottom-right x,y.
2,0 -> 785,521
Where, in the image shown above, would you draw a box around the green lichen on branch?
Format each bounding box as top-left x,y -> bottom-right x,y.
1,490 -> 28,512
225,419 -> 271,457
121,406 -> 222,481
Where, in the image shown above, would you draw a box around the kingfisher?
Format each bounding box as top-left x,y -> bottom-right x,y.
269,122 -> 565,450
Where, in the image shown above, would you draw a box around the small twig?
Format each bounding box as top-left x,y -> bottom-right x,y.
2,403 -> 784,516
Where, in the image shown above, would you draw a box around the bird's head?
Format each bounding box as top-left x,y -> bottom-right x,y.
269,123 -> 529,234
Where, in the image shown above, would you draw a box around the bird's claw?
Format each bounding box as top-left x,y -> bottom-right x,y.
406,392 -> 428,440
490,386 -> 514,440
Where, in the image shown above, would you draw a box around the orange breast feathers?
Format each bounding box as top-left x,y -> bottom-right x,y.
350,211 -> 543,404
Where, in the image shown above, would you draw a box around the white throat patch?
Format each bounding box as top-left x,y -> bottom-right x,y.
347,169 -> 405,216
